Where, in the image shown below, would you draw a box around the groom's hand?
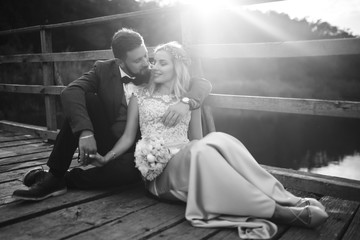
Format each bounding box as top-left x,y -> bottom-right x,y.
162,102 -> 190,127
78,131 -> 97,165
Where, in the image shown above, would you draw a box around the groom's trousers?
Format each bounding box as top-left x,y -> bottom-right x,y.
47,93 -> 140,189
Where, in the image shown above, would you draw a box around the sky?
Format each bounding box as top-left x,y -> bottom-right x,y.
143,0 -> 360,36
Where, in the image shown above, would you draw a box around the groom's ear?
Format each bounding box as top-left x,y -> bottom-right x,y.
114,58 -> 123,67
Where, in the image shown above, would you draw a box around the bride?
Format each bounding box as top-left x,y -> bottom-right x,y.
90,41 -> 328,238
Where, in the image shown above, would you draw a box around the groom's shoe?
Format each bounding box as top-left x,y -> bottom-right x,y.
23,167 -> 47,187
13,172 -> 67,201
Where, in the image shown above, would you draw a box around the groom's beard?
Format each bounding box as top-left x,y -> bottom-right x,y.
125,65 -> 151,85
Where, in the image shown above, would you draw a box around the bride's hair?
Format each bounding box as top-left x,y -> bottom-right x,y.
148,41 -> 191,98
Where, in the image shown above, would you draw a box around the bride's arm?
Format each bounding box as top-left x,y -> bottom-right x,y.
188,108 -> 203,140
89,96 -> 139,166
105,95 -> 139,161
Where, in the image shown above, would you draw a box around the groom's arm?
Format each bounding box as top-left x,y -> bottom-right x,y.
162,77 -> 212,127
183,77 -> 212,110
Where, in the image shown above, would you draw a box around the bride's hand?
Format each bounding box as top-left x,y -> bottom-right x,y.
88,153 -> 107,167
162,101 -> 190,127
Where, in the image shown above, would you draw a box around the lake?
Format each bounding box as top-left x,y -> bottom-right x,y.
213,108 -> 360,181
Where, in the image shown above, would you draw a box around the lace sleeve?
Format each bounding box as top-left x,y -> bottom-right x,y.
132,86 -> 147,106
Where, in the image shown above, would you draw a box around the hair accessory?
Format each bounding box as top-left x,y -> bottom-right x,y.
155,42 -> 191,66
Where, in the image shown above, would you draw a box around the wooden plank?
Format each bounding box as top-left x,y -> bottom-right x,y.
0,187 -> 154,240
0,84 -> 64,95
0,151 -> 51,169
263,165 -> 360,202
0,130 -> 25,137
342,206 -> 360,240
0,196 -> 16,206
0,139 -> 44,148
0,120 -> 59,141
207,229 -> 240,240
0,159 -> 80,206
207,188 -> 317,240
0,183 -> 139,227
0,84 -> 44,94
148,220 -> 220,240
0,144 -> 52,159
3,86 -> 360,120
0,160 -> 47,175
68,201 -> 185,240
3,91 -> 360,142
0,134 -> 39,143
0,163 -> 46,183
0,50 -> 111,63
0,2 -> 282,36
191,38 -> 360,58
2,38 -> 360,64
278,196 -> 359,240
0,156 -> 78,183
205,94 -> 360,119
0,48 -> 154,63
0,7 -> 178,36
0,180 -> 21,200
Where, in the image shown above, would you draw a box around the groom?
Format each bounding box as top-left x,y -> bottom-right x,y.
12,28 -> 212,201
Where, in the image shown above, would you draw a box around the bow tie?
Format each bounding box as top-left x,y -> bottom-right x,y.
121,76 -> 133,84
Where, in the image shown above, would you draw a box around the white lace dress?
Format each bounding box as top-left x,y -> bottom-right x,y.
136,88 -> 190,151
135,87 -> 301,239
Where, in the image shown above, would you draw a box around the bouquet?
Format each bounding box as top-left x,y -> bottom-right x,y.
134,136 -> 172,181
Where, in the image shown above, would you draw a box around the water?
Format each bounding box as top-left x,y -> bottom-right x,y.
299,153 -> 360,180
212,108 -> 360,181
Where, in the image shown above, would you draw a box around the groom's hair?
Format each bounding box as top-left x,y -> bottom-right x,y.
111,28 -> 145,60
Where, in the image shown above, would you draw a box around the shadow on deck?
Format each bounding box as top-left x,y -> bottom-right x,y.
0,129 -> 359,240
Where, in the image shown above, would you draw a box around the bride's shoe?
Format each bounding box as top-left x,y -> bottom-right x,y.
288,206 -> 328,228
295,198 -> 326,211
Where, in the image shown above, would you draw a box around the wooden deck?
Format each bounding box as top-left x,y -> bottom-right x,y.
0,129 -> 359,240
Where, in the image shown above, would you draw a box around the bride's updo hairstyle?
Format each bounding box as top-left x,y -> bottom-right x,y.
150,41 -> 191,98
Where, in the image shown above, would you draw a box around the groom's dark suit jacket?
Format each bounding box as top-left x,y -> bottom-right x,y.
61,59 -> 212,139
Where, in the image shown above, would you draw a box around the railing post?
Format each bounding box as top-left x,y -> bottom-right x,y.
40,28 -> 57,131
180,9 -> 216,134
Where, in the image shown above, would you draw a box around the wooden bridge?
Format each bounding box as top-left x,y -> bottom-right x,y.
0,129 -> 360,239
1,1 -> 360,239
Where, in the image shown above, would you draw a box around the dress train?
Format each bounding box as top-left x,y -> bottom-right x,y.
147,132 -> 302,239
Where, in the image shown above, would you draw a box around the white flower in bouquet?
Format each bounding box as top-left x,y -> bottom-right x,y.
146,154 -> 156,162
134,136 -> 172,181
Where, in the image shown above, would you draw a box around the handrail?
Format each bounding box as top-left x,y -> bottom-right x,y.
0,0 -> 283,36
2,38 -> 360,64
190,38 -> 360,58
205,94 -> 360,119
0,7 -> 178,36
1,83 -> 359,119
0,84 -> 64,95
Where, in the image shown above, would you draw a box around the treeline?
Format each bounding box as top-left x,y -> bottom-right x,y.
0,0 -> 355,54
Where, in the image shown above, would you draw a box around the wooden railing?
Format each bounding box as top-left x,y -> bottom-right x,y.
1,2 -> 360,140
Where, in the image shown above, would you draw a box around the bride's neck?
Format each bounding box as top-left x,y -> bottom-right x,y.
155,83 -> 172,95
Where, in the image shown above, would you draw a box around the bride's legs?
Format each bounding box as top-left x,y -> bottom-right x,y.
200,132 -> 300,205
271,203 -> 328,228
